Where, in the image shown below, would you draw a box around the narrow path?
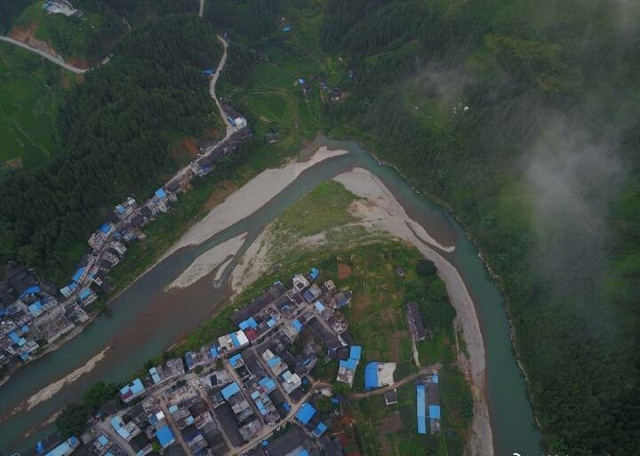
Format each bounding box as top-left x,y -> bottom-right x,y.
199,0 -> 205,17
0,36 -> 89,74
348,365 -> 439,400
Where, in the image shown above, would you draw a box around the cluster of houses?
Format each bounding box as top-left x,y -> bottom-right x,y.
0,103 -> 253,375
70,269 -> 353,455
0,264 -> 88,368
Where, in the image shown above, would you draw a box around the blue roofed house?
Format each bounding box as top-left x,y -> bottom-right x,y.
416,384 -> 427,434
309,268 -> 319,280
28,301 -> 44,317
156,425 -> 175,448
119,378 -> 145,403
337,345 -> 362,386
155,188 -> 167,199
312,422 -> 327,437
44,436 -> 80,456
295,402 -> 316,425
221,382 -> 241,401
365,362 -> 379,390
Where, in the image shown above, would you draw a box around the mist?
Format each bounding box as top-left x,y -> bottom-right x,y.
523,115 -> 625,302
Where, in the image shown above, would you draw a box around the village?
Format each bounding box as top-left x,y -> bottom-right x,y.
29,268 -> 442,456
0,101 -> 251,376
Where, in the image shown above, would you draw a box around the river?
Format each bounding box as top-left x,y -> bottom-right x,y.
0,137 -> 541,455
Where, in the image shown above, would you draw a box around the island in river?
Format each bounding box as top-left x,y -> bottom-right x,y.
0,139 -> 541,456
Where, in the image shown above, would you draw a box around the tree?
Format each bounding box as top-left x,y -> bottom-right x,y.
416,259 -> 436,278
83,381 -> 119,412
56,403 -> 91,438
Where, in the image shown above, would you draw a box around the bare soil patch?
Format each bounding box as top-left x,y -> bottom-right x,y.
4,158 -> 23,169
9,24 -> 60,58
389,330 -> 408,360
337,261 -> 352,279
377,410 -> 404,435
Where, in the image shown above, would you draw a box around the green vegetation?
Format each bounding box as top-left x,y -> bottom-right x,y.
0,41 -> 69,175
55,403 -> 91,438
13,0 -> 126,61
304,1 -> 640,453
0,14 -> 224,281
275,180 -> 358,237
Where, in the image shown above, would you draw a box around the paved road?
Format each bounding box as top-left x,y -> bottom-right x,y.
209,35 -> 234,142
0,35 -> 89,74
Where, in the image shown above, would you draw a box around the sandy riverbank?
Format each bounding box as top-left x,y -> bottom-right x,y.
230,167 -> 493,455
162,146 -> 349,259
165,233 -> 247,291
335,168 -> 493,456
25,346 -> 111,412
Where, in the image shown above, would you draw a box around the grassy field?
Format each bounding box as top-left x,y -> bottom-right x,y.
275,180 -> 359,236
0,41 -> 68,174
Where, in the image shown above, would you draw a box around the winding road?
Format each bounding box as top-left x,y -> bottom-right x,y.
0,36 -> 88,74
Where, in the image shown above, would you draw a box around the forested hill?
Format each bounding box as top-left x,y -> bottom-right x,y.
0,14 -> 221,281
316,0 -> 640,453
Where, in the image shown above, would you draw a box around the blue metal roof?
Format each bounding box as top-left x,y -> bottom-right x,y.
155,188 -> 167,199
429,405 -> 441,419
291,319 -> 303,332
98,435 -> 109,445
99,223 -> 112,234
20,285 -> 41,299
28,301 -> 43,315
417,385 -> 427,434
365,362 -> 378,390
294,450 -> 309,456
111,416 -> 130,439
72,267 -> 85,283
267,356 -> 281,368
312,422 -> 327,437
230,332 -> 241,347
156,425 -> 175,447
210,346 -> 218,358
45,441 -> 71,456
310,268 -> 319,280
221,382 -> 240,400
239,317 -> 258,330
258,376 -> 276,393
314,301 -> 325,312
79,288 -> 91,299
229,353 -> 243,367
295,402 -> 316,425
431,373 -> 439,384
8,332 -> 19,343
349,345 -> 362,360
130,378 -> 144,394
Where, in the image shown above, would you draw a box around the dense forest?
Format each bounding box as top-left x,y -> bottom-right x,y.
0,14 -> 221,281
315,0 -> 640,453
